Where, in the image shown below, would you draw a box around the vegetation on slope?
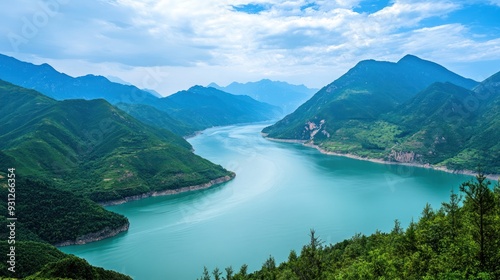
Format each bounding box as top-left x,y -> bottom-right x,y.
163,86 -> 282,130
0,80 -> 233,202
263,55 -> 478,140
263,56 -> 498,174
0,179 -> 128,244
116,102 -> 197,136
26,255 -> 132,280
200,174 -> 500,280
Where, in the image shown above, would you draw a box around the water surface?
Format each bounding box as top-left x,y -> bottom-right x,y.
61,123 -> 470,279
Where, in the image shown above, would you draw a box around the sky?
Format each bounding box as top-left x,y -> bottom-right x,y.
1,0 -> 499,96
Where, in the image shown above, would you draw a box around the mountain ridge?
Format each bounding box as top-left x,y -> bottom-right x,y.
263,55 -> 498,174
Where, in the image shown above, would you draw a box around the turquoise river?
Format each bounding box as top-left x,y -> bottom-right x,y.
61,123 -> 471,279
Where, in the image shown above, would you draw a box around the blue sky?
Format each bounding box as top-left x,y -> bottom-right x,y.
1,0 -> 499,95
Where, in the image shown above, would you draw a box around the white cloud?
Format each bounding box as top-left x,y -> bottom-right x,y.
1,0 -> 499,93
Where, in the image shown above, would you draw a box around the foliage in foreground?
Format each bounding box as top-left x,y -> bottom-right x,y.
201,173 -> 500,280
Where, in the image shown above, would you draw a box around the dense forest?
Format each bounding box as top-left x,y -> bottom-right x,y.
199,173 -> 500,280
0,179 -> 131,279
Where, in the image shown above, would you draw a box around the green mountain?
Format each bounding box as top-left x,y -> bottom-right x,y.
0,54 -> 282,136
263,55 -> 478,140
209,79 -> 317,114
0,178 -> 132,278
0,54 -> 159,105
0,79 -> 233,202
111,86 -> 282,136
0,241 -> 131,279
115,102 -> 197,136
262,55 -> 500,174
162,85 -> 282,129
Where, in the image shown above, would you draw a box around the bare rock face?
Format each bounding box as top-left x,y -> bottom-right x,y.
304,119 -> 327,140
389,150 -> 419,163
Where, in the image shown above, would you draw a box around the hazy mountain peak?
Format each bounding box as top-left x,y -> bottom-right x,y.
211,79 -> 317,113
397,54 -> 422,63
207,82 -> 220,88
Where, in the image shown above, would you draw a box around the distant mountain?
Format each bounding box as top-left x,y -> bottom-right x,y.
0,79 -> 233,202
106,75 -> 133,85
160,85 -> 282,129
262,55 -> 500,174
0,54 -> 280,135
0,54 -> 159,105
209,79 -> 317,114
142,88 -> 163,98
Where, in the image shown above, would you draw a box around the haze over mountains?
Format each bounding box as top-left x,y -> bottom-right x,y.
209,79 -> 317,114
263,55 -> 499,174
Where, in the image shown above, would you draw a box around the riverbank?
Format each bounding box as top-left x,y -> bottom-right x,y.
55,222 -> 130,247
264,135 -> 499,180
100,174 -> 235,206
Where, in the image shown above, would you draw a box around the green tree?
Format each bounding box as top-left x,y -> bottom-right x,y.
213,267 -> 222,280
460,173 -> 496,270
200,266 -> 211,280
224,266 -> 234,280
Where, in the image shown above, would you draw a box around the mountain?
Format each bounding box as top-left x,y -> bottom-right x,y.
384,80 -> 499,173
162,85 -> 282,129
0,54 -> 159,105
142,88 -> 164,98
209,79 -> 317,114
0,79 -> 233,202
115,102 -> 196,136
263,55 -> 478,140
263,55 -> 499,174
0,54 -> 281,136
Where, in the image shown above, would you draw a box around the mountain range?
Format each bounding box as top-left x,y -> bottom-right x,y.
263,55 -> 499,174
209,79 -> 317,114
0,79 -> 233,202
0,78 -> 236,278
0,54 -> 281,136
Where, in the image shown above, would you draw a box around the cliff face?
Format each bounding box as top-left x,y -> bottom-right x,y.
55,222 -> 130,247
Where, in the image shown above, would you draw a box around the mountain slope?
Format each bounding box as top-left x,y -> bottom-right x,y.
263,55 -> 478,140
162,85 -> 282,129
209,79 -> 317,114
0,80 -> 233,202
0,54 -> 159,105
263,55 -> 499,174
115,103 -> 196,136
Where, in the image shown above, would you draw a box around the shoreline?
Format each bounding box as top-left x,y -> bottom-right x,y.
99,174 -> 235,207
264,136 -> 499,180
55,222 -> 130,247
56,174 -> 235,246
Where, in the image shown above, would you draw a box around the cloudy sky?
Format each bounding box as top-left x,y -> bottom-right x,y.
1,0 -> 499,95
